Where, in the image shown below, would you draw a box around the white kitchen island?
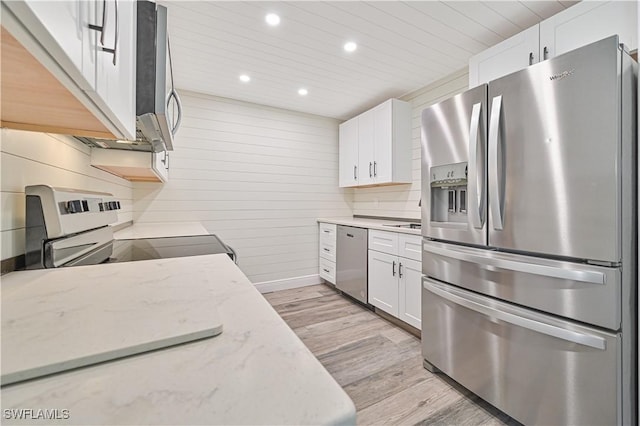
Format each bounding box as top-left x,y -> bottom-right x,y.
1,254 -> 356,425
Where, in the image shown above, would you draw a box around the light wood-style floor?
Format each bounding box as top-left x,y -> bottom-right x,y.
263,284 -> 521,426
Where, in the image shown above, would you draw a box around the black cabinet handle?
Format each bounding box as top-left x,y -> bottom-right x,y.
399,262 -> 403,278
392,261 -> 396,276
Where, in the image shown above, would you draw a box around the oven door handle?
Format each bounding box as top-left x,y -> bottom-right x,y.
423,278 -> 607,350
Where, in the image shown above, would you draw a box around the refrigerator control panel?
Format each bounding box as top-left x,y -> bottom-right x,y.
430,162 -> 468,188
430,162 -> 468,224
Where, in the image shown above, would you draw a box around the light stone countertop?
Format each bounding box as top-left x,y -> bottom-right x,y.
317,217 -> 422,236
1,255 -> 356,425
112,222 -> 209,239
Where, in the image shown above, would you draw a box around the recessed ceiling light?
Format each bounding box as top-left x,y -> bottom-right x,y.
239,74 -> 251,83
265,13 -> 280,26
344,41 -> 357,52
298,88 -> 308,96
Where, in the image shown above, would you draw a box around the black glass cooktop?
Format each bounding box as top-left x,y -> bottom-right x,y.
109,235 -> 236,263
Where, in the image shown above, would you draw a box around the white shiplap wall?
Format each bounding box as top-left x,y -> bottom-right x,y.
0,129 -> 133,261
352,68 -> 469,219
132,91 -> 353,284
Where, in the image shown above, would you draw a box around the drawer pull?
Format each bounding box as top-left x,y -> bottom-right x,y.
323,268 -> 330,273
323,230 -> 331,233
323,248 -> 330,252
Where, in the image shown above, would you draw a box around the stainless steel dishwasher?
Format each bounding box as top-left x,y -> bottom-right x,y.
336,225 -> 368,304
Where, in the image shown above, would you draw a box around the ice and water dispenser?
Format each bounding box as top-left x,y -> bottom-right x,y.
430,162 -> 468,224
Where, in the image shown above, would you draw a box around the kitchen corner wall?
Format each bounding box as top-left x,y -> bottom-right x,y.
132,91 -> 353,284
352,68 -> 469,219
0,129 -> 133,261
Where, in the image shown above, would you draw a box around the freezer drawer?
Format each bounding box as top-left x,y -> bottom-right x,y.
422,240 -> 621,330
422,278 -> 620,426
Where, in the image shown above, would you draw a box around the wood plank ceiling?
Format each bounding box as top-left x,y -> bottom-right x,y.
160,1 -> 578,120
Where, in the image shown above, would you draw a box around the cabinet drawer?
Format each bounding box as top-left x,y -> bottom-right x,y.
368,230 -> 398,255
319,223 -> 337,244
319,258 -> 336,284
398,234 -> 421,261
320,241 -> 336,262
422,278 -> 618,426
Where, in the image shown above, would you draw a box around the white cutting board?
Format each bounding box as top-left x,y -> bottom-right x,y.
1,259 -> 223,386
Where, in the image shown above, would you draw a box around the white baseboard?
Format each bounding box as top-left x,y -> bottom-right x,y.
254,274 -> 323,294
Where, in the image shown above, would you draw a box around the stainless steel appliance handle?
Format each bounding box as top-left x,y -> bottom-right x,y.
423,278 -> 606,350
467,102 -> 484,229
167,89 -> 182,135
166,38 -> 182,135
423,242 -> 605,285
488,95 -> 504,230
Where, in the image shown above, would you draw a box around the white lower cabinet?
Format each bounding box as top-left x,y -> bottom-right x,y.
368,250 -> 398,315
397,258 -> 421,329
368,229 -> 422,329
318,222 -> 337,284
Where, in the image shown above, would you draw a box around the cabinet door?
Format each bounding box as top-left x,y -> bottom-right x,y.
357,109 -> 375,186
6,0 -> 96,89
540,1 -> 637,60
339,118 -> 359,187
372,100 -> 393,183
398,258 -> 421,329
152,151 -> 169,182
468,25 -> 539,88
368,250 -> 399,316
92,0 -> 136,140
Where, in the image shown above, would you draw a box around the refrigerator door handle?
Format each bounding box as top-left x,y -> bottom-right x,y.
488,95 -> 504,230
423,278 -> 607,350
467,102 -> 485,229
422,242 -> 605,285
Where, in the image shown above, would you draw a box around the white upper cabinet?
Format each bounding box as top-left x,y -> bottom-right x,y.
90,149 -> 169,183
469,1 -> 638,87
91,0 -> 137,140
540,1 -> 637,60
2,0 -> 136,140
469,25 -> 539,89
356,108 -> 375,186
338,117 -> 359,187
11,1 -> 97,90
339,99 -> 412,188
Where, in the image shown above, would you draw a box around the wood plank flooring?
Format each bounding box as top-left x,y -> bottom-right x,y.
263,284 -> 521,426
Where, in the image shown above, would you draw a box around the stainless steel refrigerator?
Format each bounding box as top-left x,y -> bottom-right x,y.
420,36 -> 636,426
